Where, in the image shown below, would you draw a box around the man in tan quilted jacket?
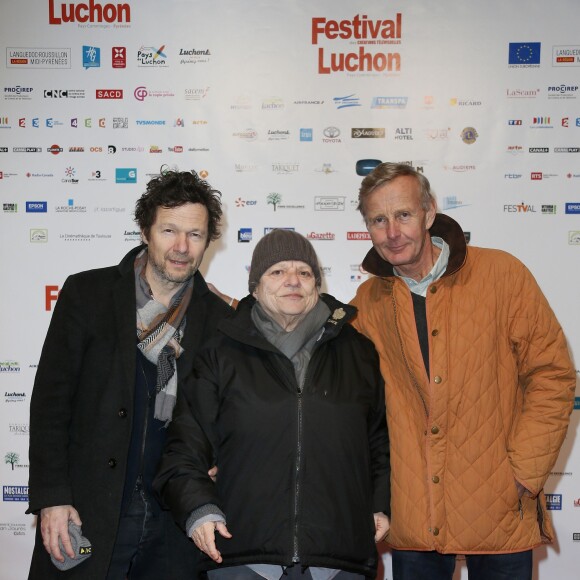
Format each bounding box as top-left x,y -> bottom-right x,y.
350,162 -> 576,580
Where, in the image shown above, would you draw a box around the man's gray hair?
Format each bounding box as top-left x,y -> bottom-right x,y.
357,162 -> 436,218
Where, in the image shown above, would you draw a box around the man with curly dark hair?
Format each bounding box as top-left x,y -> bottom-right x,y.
27,168 -> 233,579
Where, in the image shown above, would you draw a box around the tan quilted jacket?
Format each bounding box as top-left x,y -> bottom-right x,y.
351,214 -> 576,554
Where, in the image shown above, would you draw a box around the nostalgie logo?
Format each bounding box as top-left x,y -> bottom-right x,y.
2,486 -> 28,502
508,42 -> 541,68
48,0 -> 131,26
311,11 -> 402,74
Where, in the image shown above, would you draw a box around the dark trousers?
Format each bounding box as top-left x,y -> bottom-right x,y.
106,481 -> 198,579
391,549 -> 533,580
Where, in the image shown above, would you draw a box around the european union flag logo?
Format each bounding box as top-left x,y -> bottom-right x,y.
508,43 -> 541,64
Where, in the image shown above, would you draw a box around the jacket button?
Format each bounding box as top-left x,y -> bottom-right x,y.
431,426 -> 440,435
432,476 -> 440,484
431,329 -> 439,336
433,527 -> 440,536
430,286 -> 437,294
434,376 -> 442,384
108,458 -> 117,468
118,408 -> 127,418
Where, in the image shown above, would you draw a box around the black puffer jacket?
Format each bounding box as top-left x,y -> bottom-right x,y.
155,294 -> 390,578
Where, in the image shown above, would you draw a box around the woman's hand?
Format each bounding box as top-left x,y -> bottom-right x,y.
191,521 -> 232,563
374,512 -> 390,542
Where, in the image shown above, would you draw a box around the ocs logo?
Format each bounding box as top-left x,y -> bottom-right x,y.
134,86 -> 148,101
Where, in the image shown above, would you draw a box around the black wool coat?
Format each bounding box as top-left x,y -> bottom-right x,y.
27,245 -> 232,579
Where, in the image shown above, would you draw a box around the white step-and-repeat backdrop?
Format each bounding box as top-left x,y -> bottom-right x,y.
0,1 -> 578,578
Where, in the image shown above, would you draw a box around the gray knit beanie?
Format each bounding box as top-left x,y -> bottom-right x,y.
249,229 -> 322,292
50,522 -> 92,571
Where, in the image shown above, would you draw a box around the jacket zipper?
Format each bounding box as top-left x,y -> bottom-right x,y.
138,362 -> 151,480
292,389 -> 303,563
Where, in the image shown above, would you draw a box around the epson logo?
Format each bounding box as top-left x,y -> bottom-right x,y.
26,201 -> 48,212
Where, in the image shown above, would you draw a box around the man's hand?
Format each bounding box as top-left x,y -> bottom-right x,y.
40,505 -> 82,562
208,465 -> 218,482
374,512 -> 390,542
191,521 -> 232,563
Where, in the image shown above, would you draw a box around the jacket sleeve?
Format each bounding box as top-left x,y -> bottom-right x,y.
154,349 -> 223,531
507,261 -> 576,496
363,338 -> 391,517
27,275 -> 87,513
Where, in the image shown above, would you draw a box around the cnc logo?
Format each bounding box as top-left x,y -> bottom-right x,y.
48,1 -> 131,25
96,89 -> 123,99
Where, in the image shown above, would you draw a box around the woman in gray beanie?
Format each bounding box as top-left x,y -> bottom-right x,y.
156,229 -> 391,580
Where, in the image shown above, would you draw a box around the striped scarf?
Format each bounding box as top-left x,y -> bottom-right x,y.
134,249 -> 193,423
